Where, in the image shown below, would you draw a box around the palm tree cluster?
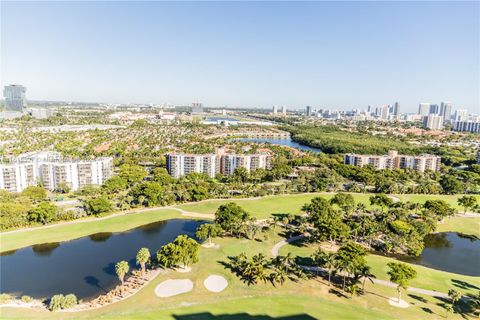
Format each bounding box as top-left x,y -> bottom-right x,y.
227,252 -> 305,286
312,242 -> 374,296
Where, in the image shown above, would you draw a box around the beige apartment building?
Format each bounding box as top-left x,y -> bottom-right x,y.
344,150 -> 440,172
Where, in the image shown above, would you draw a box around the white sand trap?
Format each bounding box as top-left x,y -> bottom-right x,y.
388,297 -> 409,308
155,279 -> 193,297
204,275 -> 228,293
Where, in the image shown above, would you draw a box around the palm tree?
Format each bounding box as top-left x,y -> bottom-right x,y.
136,247 -> 151,277
324,253 -> 336,285
115,260 -> 130,293
357,265 -> 376,291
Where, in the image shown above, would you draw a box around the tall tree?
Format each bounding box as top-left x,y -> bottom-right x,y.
457,196 -> 477,214
387,262 -> 417,303
136,247 -> 151,277
214,202 -> 250,236
115,260 -> 130,288
195,224 -> 222,246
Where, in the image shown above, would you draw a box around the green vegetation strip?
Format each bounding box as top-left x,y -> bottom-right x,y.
0,209 -> 182,253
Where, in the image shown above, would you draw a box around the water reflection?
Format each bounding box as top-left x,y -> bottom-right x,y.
0,219 -> 205,299
32,242 -> 60,256
89,232 -> 113,243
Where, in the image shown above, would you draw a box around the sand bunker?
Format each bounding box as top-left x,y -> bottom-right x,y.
155,279 -> 193,297
203,275 -> 228,293
388,297 -> 409,308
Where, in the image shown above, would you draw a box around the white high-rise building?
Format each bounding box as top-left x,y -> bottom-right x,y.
165,154 -> 218,178
272,105 -> 278,114
220,154 -> 271,175
0,151 -> 113,192
166,152 -> 271,178
281,105 -> 287,115
440,101 -> 453,122
3,85 -> 27,112
418,103 -> 430,116
423,114 -> 444,130
454,109 -> 468,122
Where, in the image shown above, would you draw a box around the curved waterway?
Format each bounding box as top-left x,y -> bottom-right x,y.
0,219 -> 205,299
234,137 -> 321,153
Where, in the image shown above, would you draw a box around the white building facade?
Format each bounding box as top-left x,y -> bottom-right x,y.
0,151 -> 113,192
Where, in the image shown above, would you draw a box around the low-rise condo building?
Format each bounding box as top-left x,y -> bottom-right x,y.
344,150 -> 440,172
0,151 -> 113,192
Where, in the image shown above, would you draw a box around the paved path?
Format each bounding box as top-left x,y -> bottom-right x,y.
271,234 -> 449,298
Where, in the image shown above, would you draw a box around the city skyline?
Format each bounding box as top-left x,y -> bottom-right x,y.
1,1 -> 479,113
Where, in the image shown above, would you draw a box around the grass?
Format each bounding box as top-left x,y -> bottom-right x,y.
2,193 -> 478,253
280,237 -> 480,296
1,193 -> 478,319
0,209 -> 183,253
436,216 -> 480,236
0,228 -> 471,320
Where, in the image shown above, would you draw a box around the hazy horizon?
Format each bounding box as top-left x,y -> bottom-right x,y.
1,1 -> 479,113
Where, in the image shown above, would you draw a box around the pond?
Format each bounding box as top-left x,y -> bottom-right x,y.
0,219 -> 205,300
234,137 -> 321,153
403,232 -> 480,276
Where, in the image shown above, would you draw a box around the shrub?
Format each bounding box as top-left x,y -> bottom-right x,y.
49,293 -> 78,311
62,294 -> 77,309
49,294 -> 64,311
21,295 -> 33,303
0,293 -> 11,303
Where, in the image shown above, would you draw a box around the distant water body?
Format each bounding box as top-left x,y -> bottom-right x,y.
235,137 -> 321,153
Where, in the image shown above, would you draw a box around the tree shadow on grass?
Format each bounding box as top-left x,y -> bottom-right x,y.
452,279 -> 480,291
408,294 -> 428,303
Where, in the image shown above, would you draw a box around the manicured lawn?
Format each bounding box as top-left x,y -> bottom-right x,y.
280,239 -> 480,296
0,228 -> 469,320
176,193 -> 479,218
0,209 -> 183,253
395,194 -> 480,211
436,216 -> 480,237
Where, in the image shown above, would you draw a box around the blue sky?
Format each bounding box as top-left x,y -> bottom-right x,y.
1,1 -> 479,112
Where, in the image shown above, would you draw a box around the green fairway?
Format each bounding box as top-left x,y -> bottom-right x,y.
176,193 -> 479,218
2,193 -> 478,253
436,216 -> 480,236
280,239 -> 480,296
0,228 -> 471,320
396,194 -> 480,211
0,209 -> 183,253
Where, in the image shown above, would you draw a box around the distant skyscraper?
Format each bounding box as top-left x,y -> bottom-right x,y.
191,102 -> 203,114
423,114 -> 444,130
429,104 -> 439,115
3,85 -> 27,112
393,102 -> 400,116
377,105 -> 390,119
418,103 -> 430,116
281,105 -> 287,115
454,109 -> 468,122
306,105 -> 313,116
272,105 -> 278,114
367,105 -> 372,113
440,101 -> 453,121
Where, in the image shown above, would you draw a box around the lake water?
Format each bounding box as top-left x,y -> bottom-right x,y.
403,232 -> 480,276
235,137 -> 322,153
0,219 -> 204,300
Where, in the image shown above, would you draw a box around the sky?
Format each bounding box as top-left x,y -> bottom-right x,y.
1,1 -> 479,113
